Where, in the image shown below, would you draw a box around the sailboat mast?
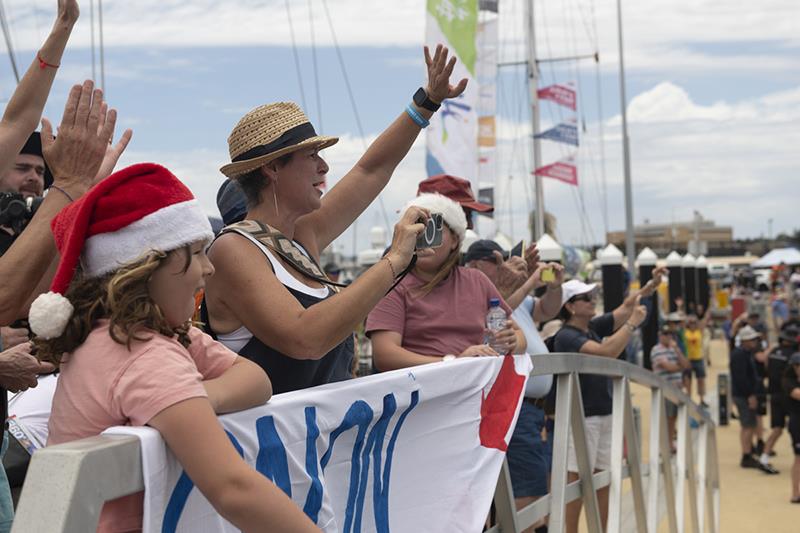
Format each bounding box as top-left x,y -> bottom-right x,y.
525,0 -> 544,239
617,0 -> 635,274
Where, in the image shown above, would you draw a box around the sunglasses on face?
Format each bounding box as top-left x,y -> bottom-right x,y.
570,293 -> 594,303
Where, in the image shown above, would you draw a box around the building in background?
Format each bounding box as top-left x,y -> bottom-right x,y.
606,211 -> 734,256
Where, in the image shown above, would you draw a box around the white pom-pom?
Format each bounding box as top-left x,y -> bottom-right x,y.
29,292 -> 74,339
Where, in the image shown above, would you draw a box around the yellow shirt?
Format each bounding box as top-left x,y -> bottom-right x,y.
684,328 -> 703,361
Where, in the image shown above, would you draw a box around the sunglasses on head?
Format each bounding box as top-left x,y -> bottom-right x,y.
571,293 -> 594,303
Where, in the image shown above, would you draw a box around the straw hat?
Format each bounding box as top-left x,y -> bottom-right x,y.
220,102 -> 338,178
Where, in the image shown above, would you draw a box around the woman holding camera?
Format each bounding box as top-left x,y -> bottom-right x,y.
366,193 -> 526,371
204,46 -> 466,393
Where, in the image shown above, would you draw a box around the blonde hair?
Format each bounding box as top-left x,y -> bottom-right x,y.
35,246 -> 194,368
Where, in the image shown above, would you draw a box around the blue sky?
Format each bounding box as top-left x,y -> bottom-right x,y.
1,0 -> 798,254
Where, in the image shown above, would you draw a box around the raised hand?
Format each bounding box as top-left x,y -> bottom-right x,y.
494,252 -> 528,300
524,243 -> 540,275
41,80 -> 118,197
94,127 -> 133,183
57,0 -> 79,24
423,44 -> 468,104
387,206 -> 430,270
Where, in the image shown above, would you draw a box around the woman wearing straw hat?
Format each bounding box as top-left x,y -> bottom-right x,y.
205,45 -> 466,393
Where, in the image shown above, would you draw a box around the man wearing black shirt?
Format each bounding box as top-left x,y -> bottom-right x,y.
783,352 -> 800,503
730,326 -> 775,472
553,279 -> 650,533
758,328 -> 798,469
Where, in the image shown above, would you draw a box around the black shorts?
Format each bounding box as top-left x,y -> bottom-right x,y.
789,414 -> 800,456
757,394 -> 767,416
770,397 -> 789,429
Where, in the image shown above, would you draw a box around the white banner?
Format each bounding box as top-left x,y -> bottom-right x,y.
425,0 -> 480,188
107,355 -> 532,533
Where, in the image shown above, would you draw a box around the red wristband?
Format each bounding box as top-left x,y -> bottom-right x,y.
37,52 -> 59,70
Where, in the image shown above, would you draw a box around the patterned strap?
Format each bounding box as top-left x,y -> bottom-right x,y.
221,220 -> 346,291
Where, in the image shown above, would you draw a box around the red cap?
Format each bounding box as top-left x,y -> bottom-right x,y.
417,174 -> 493,213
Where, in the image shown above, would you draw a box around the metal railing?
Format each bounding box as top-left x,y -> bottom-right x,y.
488,354 -> 719,533
11,353 -> 718,533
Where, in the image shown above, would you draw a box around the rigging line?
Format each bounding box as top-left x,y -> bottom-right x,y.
589,0 -> 609,236
319,0 -> 390,234
284,0 -> 307,111
98,0 -> 105,94
90,0 -> 96,83
574,0 -> 597,47
568,0 -> 602,237
307,0 -> 323,133
30,0 -> 42,42
0,0 -> 19,83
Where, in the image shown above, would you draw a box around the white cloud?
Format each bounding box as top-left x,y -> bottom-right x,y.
5,0 -> 799,75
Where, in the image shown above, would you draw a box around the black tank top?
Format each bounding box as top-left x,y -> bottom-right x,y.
202,235 -> 354,394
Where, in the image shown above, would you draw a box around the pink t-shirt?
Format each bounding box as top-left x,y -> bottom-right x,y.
48,322 -> 238,533
365,266 -> 512,356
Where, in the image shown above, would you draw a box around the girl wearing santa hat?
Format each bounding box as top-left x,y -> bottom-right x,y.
30,163 -> 319,532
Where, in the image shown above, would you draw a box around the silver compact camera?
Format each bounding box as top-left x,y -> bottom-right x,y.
416,212 -> 444,249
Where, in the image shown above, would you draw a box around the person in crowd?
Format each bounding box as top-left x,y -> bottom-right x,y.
204,45 -> 466,393
757,327 -> 799,469
32,163 -> 319,533
464,239 -> 562,533
553,279 -> 651,533
366,195 -> 525,371
0,1 -> 127,326
772,294 -> 790,332
323,262 -> 341,283
416,173 -> 493,230
730,325 -> 776,473
782,307 -> 800,333
651,325 -> 690,446
783,352 -> 800,503
683,312 -> 711,407
415,173 -> 530,298
216,178 -> 248,227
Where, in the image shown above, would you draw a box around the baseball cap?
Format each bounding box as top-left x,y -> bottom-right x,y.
789,352 -> 800,365
417,174 -> 493,213
737,325 -> 761,342
216,179 -> 247,225
659,325 -> 673,335
464,239 -> 507,263
779,327 -> 799,344
561,279 -> 597,306
666,312 -> 685,322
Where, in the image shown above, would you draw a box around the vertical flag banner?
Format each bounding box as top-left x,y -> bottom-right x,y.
426,0 -> 479,188
534,156 -> 578,186
537,84 -> 577,111
105,356 -> 532,533
476,14 -> 499,192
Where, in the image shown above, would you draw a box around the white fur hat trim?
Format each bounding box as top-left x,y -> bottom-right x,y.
29,291 -> 74,339
404,193 -> 467,242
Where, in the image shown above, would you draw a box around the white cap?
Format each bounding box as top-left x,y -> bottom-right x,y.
737,325 -> 760,342
561,279 -> 598,306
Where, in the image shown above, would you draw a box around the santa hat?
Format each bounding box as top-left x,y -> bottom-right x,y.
29,163 -> 213,339
404,193 -> 467,242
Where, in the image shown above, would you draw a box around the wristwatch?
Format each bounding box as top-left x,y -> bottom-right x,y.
413,87 -> 441,112
625,322 -> 637,332
442,354 -> 457,362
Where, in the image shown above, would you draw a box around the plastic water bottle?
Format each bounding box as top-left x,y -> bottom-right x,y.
485,298 -> 508,354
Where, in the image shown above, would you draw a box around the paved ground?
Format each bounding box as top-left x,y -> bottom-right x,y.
625,338 -> 797,533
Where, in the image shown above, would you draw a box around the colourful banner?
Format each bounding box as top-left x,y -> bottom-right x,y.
537,84 -> 577,111
534,122 -> 579,146
426,0 -> 480,188
476,15 -> 498,188
106,356 -> 531,532
534,156 -> 578,186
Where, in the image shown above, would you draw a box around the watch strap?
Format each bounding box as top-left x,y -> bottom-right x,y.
413,87 -> 440,112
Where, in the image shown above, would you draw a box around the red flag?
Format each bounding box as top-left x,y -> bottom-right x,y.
533,157 -> 578,186
537,84 -> 577,111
